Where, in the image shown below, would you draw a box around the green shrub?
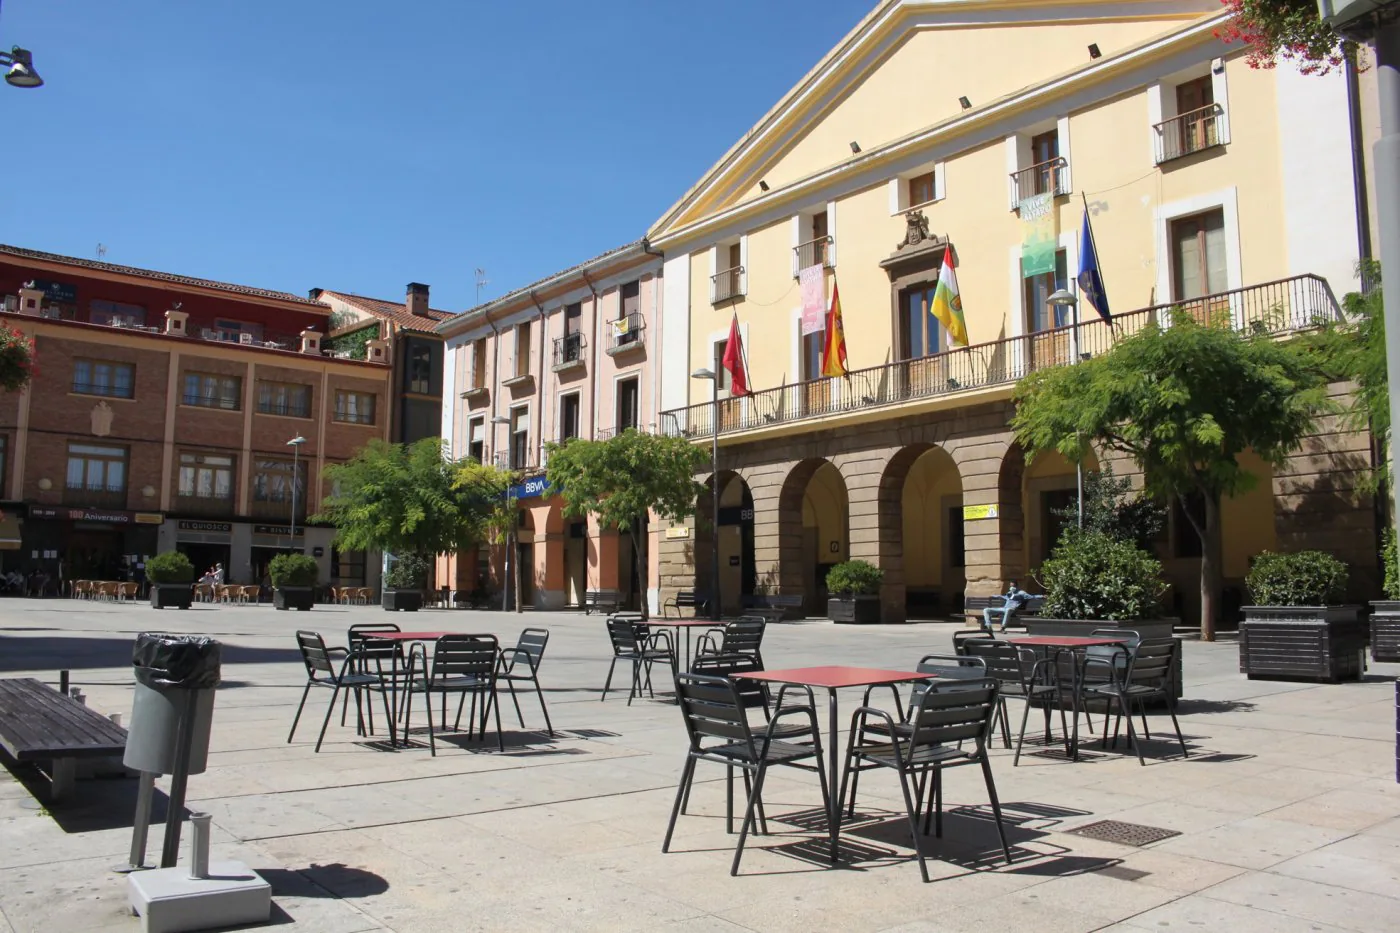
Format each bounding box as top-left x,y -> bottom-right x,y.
384,553 -> 430,590
269,553 -> 319,588
1246,550 -> 1348,606
145,550 -> 194,585
825,560 -> 883,597
1383,528 -> 1400,601
1036,530 -> 1166,621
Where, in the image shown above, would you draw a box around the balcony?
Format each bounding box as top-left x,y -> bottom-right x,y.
607,312 -> 646,357
552,333 -> 587,373
711,266 -> 746,303
250,495 -> 306,523
1010,157 -> 1069,204
175,493 -> 235,518
64,484 -> 128,511
661,274 -> 1340,440
793,236 -> 834,275
492,448 -> 535,472
256,401 -> 311,418
1154,104 -> 1226,164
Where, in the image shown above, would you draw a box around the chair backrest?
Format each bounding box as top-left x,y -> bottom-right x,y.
432,634 -> 498,680
906,679 -> 999,751
512,628 -> 549,671
909,654 -> 986,706
959,639 -> 1029,686
606,618 -> 644,656
295,630 -> 337,677
689,653 -> 768,710
720,619 -> 765,655
1125,637 -> 1175,688
349,623 -> 402,662
674,672 -> 755,753
1085,629 -> 1137,672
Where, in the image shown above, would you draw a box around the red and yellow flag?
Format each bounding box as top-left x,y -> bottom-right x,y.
821,281 -> 848,378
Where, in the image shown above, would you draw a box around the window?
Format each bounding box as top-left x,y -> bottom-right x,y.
89,300 -> 146,328
802,329 -> 824,381
616,281 -> 642,347
1023,250 -> 1070,333
796,210 -> 831,269
334,390 -> 376,425
256,381 -> 311,418
468,415 -> 485,462
564,303 -> 582,336
620,282 -> 640,319
66,443 -> 126,495
908,171 -> 936,207
559,394 -> 580,441
898,281 -> 942,360
73,360 -> 134,399
471,338 -> 487,388
713,341 -> 732,393
407,342 -> 433,395
515,322 -> 532,377
1012,130 -> 1065,202
213,318 -> 262,343
616,378 -> 639,432
713,242 -> 745,303
1171,209 -> 1227,301
331,548 -> 366,587
509,407 -> 530,470
183,372 -> 241,410
178,452 -> 234,500
1175,76 -> 1219,156
253,458 -> 305,507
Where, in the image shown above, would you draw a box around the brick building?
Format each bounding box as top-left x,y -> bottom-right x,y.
0,245 -> 392,591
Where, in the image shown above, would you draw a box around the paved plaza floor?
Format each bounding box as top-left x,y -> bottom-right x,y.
0,600 -> 1397,933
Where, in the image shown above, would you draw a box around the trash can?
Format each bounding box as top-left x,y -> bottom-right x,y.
124,634 -> 221,776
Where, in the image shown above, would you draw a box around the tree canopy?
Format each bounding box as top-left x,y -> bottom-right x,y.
1012,312 -> 1330,639
315,437 -> 512,558
1218,0 -> 1354,75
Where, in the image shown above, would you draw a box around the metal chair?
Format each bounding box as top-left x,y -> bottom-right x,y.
287,631 -> 385,753
602,617 -> 676,705
695,619 -> 767,667
498,628 -> 553,737
837,678 -> 1012,881
403,634 -> 502,755
960,638 -> 1065,760
1082,637 -> 1187,765
662,672 -> 828,876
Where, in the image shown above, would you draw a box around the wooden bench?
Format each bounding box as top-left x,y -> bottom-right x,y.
0,678 -> 127,801
584,589 -> 621,615
963,594 -> 1046,628
664,590 -> 709,618
742,593 -> 804,622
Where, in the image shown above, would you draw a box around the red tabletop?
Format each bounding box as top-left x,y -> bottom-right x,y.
735,665 -> 931,690
1008,636 -> 1127,648
361,632 -> 461,641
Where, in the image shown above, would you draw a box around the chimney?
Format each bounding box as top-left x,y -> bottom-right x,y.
300,328 -> 322,355
406,282 -> 430,318
366,336 -> 391,364
308,287 -> 324,301
16,286 -> 43,316
164,308 -> 190,336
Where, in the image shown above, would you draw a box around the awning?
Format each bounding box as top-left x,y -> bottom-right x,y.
0,513 -> 20,550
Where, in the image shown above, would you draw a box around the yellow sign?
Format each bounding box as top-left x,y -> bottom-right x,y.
962,504 -> 999,521
134,513 -> 164,525
665,526 -> 690,539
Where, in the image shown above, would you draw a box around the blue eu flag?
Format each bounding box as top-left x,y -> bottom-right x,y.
1077,212 -> 1110,322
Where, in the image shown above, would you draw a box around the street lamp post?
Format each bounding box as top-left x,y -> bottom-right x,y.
0,2 -> 45,89
491,415 -> 520,613
691,368 -> 721,621
286,436 -> 306,549
1046,288 -> 1085,529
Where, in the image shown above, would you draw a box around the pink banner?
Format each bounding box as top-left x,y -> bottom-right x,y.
800,265 -> 825,336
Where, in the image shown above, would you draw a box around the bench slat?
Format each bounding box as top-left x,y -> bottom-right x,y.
0,678 -> 127,761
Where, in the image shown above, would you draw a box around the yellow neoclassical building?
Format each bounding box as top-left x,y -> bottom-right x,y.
647,0 -> 1376,624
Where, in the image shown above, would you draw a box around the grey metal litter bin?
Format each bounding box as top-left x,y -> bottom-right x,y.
123,634 -> 221,776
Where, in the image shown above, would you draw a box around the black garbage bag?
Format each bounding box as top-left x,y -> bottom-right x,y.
131,633 -> 222,689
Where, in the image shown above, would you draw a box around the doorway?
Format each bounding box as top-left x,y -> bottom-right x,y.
517,543 -> 535,608
180,543 -> 231,583
566,522 -> 586,607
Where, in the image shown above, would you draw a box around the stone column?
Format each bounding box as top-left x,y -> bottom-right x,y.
957,437 -> 1023,599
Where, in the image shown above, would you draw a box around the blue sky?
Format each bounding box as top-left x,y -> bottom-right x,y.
0,1 -> 866,311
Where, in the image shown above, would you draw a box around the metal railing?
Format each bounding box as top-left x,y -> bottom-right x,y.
711,266 -> 745,303
333,408 -> 375,425
64,484 -> 128,510
793,236 -> 834,274
72,381 -> 133,399
661,274 -> 1340,440
175,493 -> 235,517
251,496 -> 306,522
494,446 -> 534,472
1010,156 -> 1069,203
1154,104 -> 1225,164
552,333 -> 587,369
256,401 -> 311,418
182,393 -> 241,411
608,312 -> 645,351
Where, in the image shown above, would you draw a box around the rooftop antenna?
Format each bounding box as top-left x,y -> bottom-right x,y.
475,267 -> 488,304
96,243 -> 107,260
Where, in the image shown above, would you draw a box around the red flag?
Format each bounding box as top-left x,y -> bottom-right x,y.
821,281 -> 848,378
721,314 -> 749,397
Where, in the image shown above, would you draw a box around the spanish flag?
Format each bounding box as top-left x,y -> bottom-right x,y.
930,247 -> 969,348
821,281 -> 849,378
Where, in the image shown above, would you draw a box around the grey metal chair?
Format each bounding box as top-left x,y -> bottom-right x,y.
403,634 -> 502,755
288,630 -> 385,753
498,627 -> 553,737
602,617 -> 676,704
1082,637 -> 1187,765
695,618 -> 767,667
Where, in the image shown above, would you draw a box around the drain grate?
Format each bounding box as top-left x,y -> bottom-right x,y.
1029,748 -> 1103,762
1067,820 -> 1180,847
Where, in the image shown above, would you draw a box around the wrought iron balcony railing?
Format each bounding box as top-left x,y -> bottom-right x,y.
661,274 -> 1340,440
1010,156 -> 1069,203
64,484 -> 128,511
608,312 -> 645,353
1154,104 -> 1226,164
175,493 -> 235,517
793,236 -> 834,275
711,266 -> 745,303
552,333 -> 587,371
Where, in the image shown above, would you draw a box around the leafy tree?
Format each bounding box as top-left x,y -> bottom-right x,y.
315,437 -> 512,562
544,430 -> 710,618
1012,312 -> 1330,640
1037,530 -> 1167,623
1050,462 -> 1167,551
1217,0 -> 1355,75
1308,266 -> 1387,488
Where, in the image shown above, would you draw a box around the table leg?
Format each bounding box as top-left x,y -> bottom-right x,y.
1068,650 -> 1082,761
827,687 -> 840,865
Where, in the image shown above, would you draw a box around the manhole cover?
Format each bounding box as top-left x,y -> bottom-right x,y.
1067,820 -> 1180,847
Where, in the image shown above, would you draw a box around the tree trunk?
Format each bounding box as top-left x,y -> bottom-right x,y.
631,522 -> 648,621
1198,493 -> 1222,642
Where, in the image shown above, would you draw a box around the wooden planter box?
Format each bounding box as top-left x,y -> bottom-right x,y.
1239,605 -> 1366,683
1026,618 -> 1183,699
1371,601 -> 1400,663
383,589 -> 423,612
828,596 -> 881,624
149,583 -> 192,610
273,587 -> 315,612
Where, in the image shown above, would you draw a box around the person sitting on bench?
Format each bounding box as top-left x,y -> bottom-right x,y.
983,581 -> 1031,633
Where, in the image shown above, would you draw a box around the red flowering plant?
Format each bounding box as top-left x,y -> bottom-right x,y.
1216,0 -> 1356,75
0,324 -> 36,393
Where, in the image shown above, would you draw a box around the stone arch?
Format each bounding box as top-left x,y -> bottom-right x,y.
778,458 -> 850,615
878,443 -> 963,620
695,470 -> 756,615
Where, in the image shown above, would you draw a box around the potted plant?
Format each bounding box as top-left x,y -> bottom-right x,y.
269,552 -> 319,611
1371,530 -> 1400,663
383,553 -> 428,612
826,560 -> 883,624
1240,550 -> 1365,682
146,550 -> 194,610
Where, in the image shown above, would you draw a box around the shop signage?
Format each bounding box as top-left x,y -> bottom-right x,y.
134,513 -> 164,525
178,520 -> 232,534
312,546 -> 325,557
509,475 -> 550,500
32,279 -> 76,303
29,504 -> 136,524
665,526 -> 690,540
962,504 -> 1000,521
253,524 -> 303,537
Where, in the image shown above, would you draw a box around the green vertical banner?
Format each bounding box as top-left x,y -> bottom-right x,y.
1020,192 -> 1057,277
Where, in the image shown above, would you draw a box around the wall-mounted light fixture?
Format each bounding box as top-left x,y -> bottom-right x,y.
1088,43 -> 1101,59
849,141 -> 861,154
758,180 -> 770,192
958,96 -> 972,110
37,477 -> 51,491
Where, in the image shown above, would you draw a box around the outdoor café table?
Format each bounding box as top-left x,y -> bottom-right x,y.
733,665 -> 933,864
361,632 -> 480,747
644,618 -> 723,670
1007,636 -> 1130,760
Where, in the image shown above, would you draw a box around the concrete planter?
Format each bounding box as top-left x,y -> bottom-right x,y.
149,583 -> 192,610
1370,601 -> 1400,663
828,596 -> 881,624
273,587 -> 314,612
1026,618 -> 1183,699
1239,605 -> 1366,683
383,589 -> 423,612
